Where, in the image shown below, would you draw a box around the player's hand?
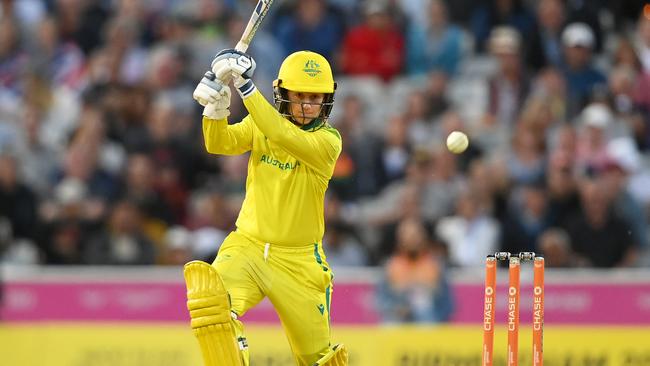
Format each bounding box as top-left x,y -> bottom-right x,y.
203,101 -> 230,120
194,71 -> 231,120
211,48 -> 256,87
193,71 -> 229,106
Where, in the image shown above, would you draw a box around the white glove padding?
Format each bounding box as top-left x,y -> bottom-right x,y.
203,102 -> 230,120
211,49 -> 256,87
193,71 -> 230,106
203,88 -> 231,120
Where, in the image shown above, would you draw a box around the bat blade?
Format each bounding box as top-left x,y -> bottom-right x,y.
235,0 -> 275,53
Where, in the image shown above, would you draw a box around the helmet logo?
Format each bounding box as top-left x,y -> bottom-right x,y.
303,60 -> 321,77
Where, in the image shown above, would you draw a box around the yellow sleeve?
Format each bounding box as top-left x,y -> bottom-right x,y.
202,116 -> 254,155
242,90 -> 342,176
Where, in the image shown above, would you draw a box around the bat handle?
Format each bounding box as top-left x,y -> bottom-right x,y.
206,67 -> 234,85
235,41 -> 249,53
204,71 -> 217,81
202,71 -> 225,91
207,41 -> 247,84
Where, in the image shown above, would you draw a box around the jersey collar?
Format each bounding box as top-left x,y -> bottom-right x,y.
300,118 -> 324,131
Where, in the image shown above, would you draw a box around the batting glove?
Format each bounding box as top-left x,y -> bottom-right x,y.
193,71 -> 231,120
203,101 -> 230,120
211,49 -> 256,88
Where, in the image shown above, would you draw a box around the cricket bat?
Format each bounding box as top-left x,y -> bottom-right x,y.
235,0 -> 275,53
205,0 -> 274,83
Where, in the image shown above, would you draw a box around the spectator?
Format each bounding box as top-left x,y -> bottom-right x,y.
436,188 -> 500,267
601,138 -> 648,250
272,0 -> 346,61
476,26 -> 530,151
562,0 -> 604,53
159,225 -> 194,265
0,153 -> 38,243
184,191 -> 232,262
14,103 -> 58,197
361,154 -> 433,258
371,147 -> 462,233
0,16 -> 29,96
566,179 -> 638,267
470,0 -> 535,53
91,16 -> 148,85
139,99 -> 195,224
405,0 -> 464,76
84,84 -> 147,146
428,148 -> 464,222
505,123 -> 547,186
52,135 -> 119,210
379,114 -> 411,186
144,45 -> 195,123
560,23 -> 607,118
422,71 -> 452,121
22,72 -> 82,155
322,220 -> 368,268
546,146 -> 581,228
574,103 -> 615,174
609,64 -> 639,114
548,116 -> 577,156
501,179 -> 552,254
83,200 -> 156,265
530,67 -> 568,129
395,0 -> 429,29
53,0 -> 110,55
606,65 -> 648,151
377,217 -> 452,323
75,102 -> 127,176
466,159 -> 503,217
613,38 -> 643,72
38,177 -> 94,265
405,89 -> 437,149
119,153 -> 175,226
340,0 -> 404,81
486,26 -> 530,126
537,228 -> 581,267
331,95 -> 386,200
31,16 -> 86,91
359,149 -> 462,257
527,0 -> 566,71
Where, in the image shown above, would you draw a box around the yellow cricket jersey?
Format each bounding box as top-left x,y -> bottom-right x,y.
202,88 -> 342,246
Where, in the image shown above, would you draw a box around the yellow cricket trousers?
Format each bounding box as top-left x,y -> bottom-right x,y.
212,230 -> 334,365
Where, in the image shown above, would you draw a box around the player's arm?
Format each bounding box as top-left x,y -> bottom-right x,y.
210,50 -> 341,174
202,115 -> 254,156
243,90 -> 341,174
193,71 -> 254,155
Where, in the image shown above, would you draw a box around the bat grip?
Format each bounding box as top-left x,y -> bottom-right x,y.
205,71 -> 216,81
206,63 -> 235,84
235,41 -> 249,53
202,71 -> 224,91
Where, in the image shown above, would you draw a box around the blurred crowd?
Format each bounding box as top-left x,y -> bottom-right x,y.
1,0 -> 650,321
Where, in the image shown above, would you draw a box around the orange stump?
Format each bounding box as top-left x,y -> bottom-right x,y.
507,256 -> 520,366
482,255 -> 497,366
532,257 -> 545,366
483,252 -> 543,366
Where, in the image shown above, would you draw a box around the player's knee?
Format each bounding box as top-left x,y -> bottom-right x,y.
184,260 -> 231,328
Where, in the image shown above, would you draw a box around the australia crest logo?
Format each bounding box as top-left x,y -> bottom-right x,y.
303,60 -> 322,77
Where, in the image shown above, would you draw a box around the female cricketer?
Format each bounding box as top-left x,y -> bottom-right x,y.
185,49 -> 348,366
